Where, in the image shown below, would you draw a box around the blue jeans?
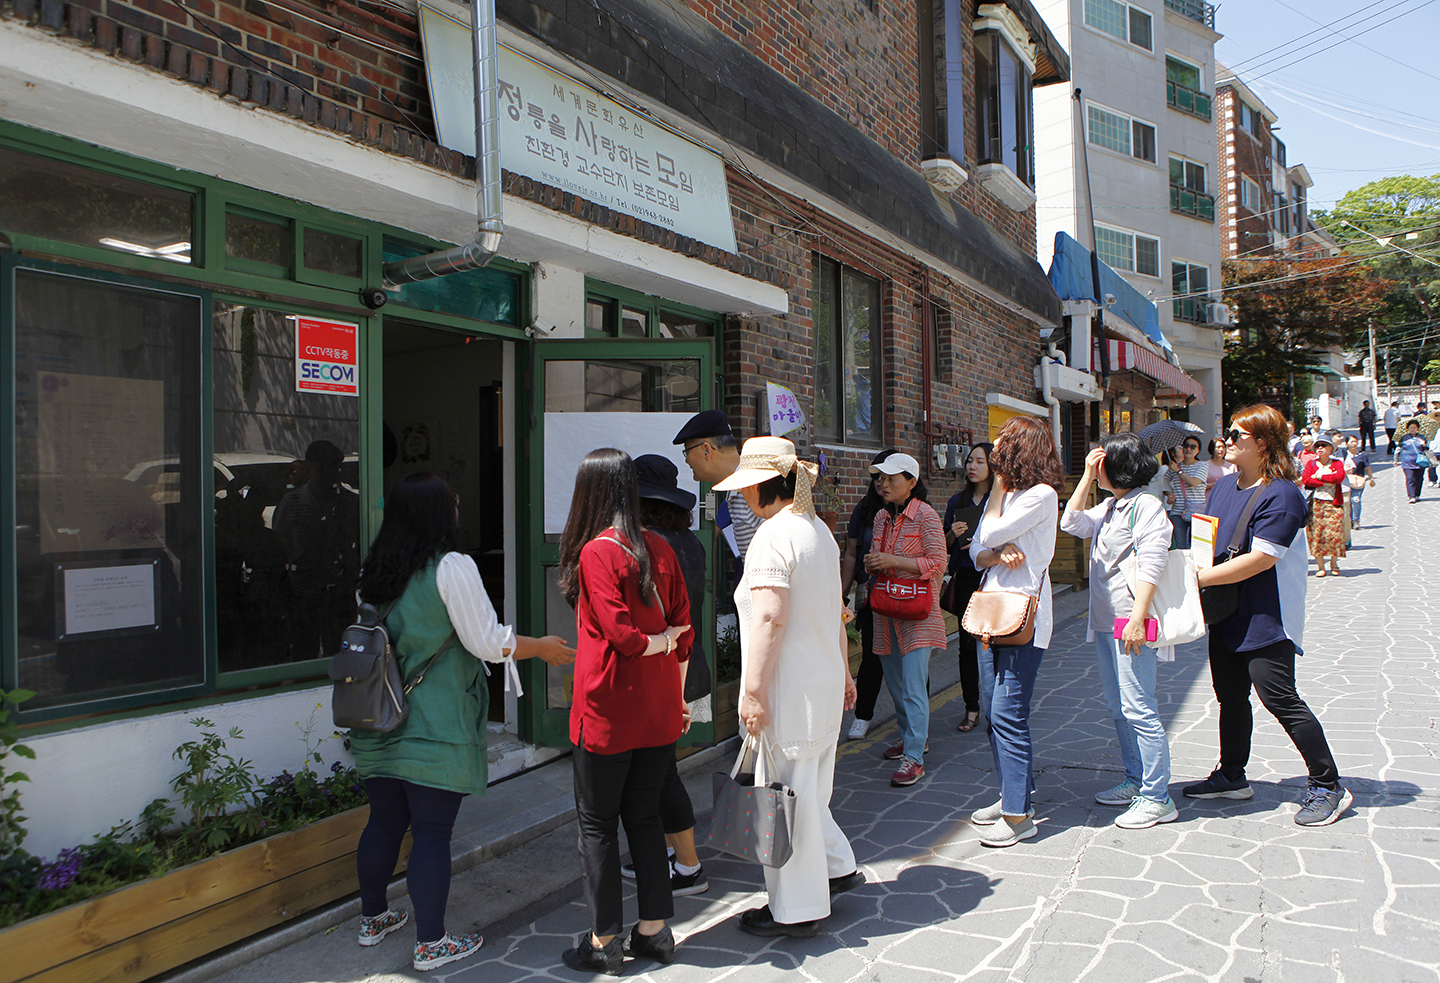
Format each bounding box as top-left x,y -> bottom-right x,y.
1093,636 -> 1171,802
878,622 -> 931,764
986,643 -> 1044,816
1350,486 -> 1365,525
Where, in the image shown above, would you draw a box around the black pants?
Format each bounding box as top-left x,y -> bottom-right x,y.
853,603 -> 884,720
358,778 -> 465,943
949,568 -> 984,714
1387,427 -> 1397,455
1208,636 -> 1339,788
1359,425 -> 1376,452
573,740 -> 675,937
657,753 -> 696,835
1405,467 -> 1425,500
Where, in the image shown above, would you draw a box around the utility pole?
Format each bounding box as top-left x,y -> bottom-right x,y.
1370,320 -> 1379,403
1383,345 -> 1392,402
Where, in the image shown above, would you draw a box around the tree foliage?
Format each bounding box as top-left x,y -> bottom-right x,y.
1221,257 -> 1390,416
1314,175 -> 1440,386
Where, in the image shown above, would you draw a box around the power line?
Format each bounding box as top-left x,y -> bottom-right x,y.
1221,0 -> 1397,73
1241,0 -> 1440,85
1268,0 -> 1440,86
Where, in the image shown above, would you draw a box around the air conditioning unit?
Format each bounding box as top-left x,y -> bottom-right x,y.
1207,302 -> 1232,326
1035,360 -> 1102,402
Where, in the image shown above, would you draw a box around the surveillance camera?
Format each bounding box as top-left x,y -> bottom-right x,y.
1103,293 -> 1118,308
359,287 -> 389,310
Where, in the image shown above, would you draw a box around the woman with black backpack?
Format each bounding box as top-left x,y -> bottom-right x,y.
349,472 -> 574,972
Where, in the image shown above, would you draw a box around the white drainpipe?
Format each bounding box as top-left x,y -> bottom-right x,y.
1041,343 -> 1065,458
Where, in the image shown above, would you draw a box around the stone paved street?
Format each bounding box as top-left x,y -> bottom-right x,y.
216,463 -> 1440,983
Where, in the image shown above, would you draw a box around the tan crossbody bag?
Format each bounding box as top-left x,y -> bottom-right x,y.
961,567 -> 1038,649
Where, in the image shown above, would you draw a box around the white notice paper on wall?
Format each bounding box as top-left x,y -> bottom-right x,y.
60,562 -> 158,638
543,413 -> 702,534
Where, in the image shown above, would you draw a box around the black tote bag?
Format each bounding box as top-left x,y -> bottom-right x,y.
706,735 -> 796,868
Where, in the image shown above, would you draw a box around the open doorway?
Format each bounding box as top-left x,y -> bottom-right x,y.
383,319 -> 506,722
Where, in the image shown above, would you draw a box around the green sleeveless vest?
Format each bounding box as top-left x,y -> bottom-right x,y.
349,558 -> 489,795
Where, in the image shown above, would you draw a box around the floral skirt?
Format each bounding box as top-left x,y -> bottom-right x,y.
1307,498 -> 1346,558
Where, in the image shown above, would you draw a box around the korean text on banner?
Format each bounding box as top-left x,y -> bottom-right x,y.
765,383 -> 806,438
294,316 -> 359,397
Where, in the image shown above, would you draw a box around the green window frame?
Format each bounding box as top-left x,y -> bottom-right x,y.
583,280 -> 721,341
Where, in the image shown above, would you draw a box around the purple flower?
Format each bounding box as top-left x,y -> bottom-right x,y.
330,761 -> 343,774
38,847 -> 83,891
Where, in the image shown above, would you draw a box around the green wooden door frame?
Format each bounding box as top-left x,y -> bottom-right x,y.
518,337 -> 716,748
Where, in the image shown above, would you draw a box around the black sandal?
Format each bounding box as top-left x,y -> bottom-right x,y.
957,713 -> 980,733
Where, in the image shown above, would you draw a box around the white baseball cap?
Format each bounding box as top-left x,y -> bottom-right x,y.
869,452 -> 921,477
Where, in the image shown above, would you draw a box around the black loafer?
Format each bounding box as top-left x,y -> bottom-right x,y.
561,932 -> 623,976
829,870 -> 866,895
622,924 -> 676,964
737,904 -> 821,938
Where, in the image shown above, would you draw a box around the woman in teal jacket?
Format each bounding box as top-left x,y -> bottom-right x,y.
349,472 -> 574,972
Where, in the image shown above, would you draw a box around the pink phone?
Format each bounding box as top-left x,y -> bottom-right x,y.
1114,617 -> 1159,642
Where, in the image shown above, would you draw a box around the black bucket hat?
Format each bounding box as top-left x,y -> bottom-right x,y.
634,454 -> 697,510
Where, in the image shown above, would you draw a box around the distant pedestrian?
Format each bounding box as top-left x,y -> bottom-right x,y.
1357,400 -> 1377,452
1206,438 -> 1237,494
839,447 -> 902,740
943,442 -> 996,734
1301,436 -> 1345,578
351,473 -> 575,972
1061,433 -> 1178,829
1399,420 -> 1429,504
1186,404 -> 1352,827
1344,437 -> 1374,529
865,451 -> 948,788
1162,437 -> 1207,548
967,416 -> 1062,848
1385,402 -> 1400,456
556,449 -> 692,974
714,437 -> 861,938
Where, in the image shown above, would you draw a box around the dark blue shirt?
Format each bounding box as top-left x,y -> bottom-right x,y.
943,488 -> 990,573
1206,474 -> 1306,653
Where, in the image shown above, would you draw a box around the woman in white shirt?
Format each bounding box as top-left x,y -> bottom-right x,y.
967,417 -> 1062,848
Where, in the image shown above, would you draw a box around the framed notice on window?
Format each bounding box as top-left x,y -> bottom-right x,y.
55,559 -> 161,641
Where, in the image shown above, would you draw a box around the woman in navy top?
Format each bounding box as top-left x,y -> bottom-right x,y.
1185,404 -> 1351,827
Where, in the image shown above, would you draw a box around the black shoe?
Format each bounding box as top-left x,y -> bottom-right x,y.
737,904 -> 821,938
670,863 -> 709,897
622,924 -> 676,964
561,932 -> 623,976
829,870 -> 866,895
1182,770 -> 1254,800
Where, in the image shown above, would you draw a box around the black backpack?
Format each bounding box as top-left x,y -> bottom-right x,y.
329,601 -> 454,733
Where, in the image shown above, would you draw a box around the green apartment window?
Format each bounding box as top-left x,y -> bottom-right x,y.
1166,58 -> 1211,121
381,240 -> 519,325
9,266 -> 206,712
225,210 -> 292,275
814,255 -> 880,446
0,146 -> 194,264
1172,262 -> 1210,322
211,304 -> 360,674
303,228 -> 363,279
585,283 -> 719,339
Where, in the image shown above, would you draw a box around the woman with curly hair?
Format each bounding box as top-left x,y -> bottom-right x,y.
967,416 -> 1062,847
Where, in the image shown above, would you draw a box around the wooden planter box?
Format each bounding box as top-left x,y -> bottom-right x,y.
0,805 -> 409,983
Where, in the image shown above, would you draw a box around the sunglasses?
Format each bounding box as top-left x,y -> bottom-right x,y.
1225,428 -> 1252,444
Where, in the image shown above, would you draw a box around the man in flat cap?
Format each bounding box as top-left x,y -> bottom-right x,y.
674,409 -> 761,574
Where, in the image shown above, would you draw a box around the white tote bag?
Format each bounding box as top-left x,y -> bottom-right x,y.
1120,502 -> 1207,649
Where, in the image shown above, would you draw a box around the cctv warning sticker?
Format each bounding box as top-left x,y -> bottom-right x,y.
294,316 -> 359,397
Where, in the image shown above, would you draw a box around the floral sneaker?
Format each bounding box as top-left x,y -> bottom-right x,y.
357,908 -> 409,947
413,932 -> 484,971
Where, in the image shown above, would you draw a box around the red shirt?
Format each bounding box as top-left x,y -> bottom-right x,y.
1301,458 -> 1344,505
569,529 -> 692,753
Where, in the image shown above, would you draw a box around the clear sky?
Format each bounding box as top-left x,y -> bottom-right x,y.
1212,0 -> 1440,212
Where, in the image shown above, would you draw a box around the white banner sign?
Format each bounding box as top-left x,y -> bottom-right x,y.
419,3 -> 738,254
765,382 -> 806,438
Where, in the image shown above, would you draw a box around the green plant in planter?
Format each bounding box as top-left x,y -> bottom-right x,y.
169,717 -> 265,853
0,688 -> 36,859
714,621 -> 741,685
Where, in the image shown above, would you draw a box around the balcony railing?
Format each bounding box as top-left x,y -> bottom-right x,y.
1164,0 -> 1216,29
1167,80 -> 1212,121
1170,184 -> 1216,221
1173,294 -> 1213,324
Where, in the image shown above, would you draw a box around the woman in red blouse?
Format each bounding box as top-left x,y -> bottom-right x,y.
555,449 -> 692,974
1301,435 -> 1346,577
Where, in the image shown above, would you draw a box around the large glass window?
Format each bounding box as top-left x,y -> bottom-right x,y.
1084,0 -> 1151,50
975,31 -> 1035,187
813,255 -> 881,445
11,268 -> 205,711
1096,225 -> 1160,278
0,147 -> 193,264
211,305 -> 361,672
1167,59 -> 1211,121
1087,105 -> 1156,164
1172,262 -> 1211,322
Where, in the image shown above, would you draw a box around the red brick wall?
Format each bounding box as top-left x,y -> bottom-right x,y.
1216,86 -> 1275,260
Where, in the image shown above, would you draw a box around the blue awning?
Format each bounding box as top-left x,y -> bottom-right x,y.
1047,232 -> 1172,356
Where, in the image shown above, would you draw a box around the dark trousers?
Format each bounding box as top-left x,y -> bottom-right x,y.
1208,636 -> 1339,788
853,604 -> 884,720
1405,467 -> 1425,500
573,741 -> 675,937
949,568 -> 984,714
1359,425 -> 1376,452
657,753 -> 696,835
1386,427 -> 1397,455
358,778 -> 465,943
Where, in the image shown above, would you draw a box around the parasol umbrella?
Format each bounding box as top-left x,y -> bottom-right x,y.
1136,419 -> 1204,454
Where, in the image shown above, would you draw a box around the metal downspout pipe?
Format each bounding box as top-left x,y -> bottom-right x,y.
381,0 -> 502,288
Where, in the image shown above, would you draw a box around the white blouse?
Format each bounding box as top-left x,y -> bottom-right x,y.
968,484 -> 1059,649
436,552 -> 523,695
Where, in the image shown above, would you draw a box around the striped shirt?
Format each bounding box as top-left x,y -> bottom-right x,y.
871,496 -> 949,655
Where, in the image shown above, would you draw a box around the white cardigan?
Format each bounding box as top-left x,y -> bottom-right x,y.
968,484 -> 1059,649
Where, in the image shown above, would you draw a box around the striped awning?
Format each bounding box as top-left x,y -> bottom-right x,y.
1092,340 -> 1206,404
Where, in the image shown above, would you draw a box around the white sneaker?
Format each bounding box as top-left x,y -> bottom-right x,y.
1114,796 -> 1179,829
978,816 -> 1037,847
970,800 -> 1035,826
1095,781 -> 1141,806
847,717 -> 871,740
